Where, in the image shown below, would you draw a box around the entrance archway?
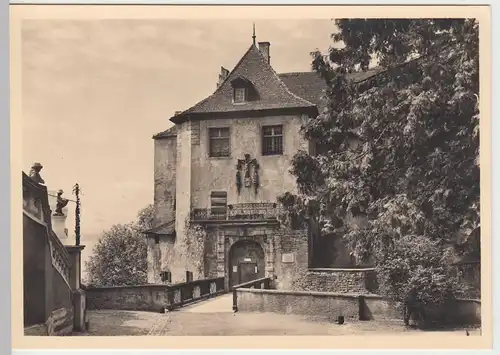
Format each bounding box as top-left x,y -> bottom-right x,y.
228,239 -> 265,288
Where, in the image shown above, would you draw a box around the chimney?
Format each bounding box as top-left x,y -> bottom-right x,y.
174,111 -> 182,116
258,42 -> 270,64
217,66 -> 230,87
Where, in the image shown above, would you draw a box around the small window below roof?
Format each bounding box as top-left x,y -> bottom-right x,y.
233,87 -> 247,104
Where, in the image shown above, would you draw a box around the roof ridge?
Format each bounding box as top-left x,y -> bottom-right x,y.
279,71 -> 318,75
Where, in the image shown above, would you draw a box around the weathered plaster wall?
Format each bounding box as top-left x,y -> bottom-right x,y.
148,226 -> 208,284
165,122 -> 192,283
190,115 -> 308,208
153,136 -> 177,225
146,237 -> 159,284
147,235 -> 176,284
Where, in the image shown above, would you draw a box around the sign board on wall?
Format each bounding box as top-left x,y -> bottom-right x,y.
282,253 -> 295,263
243,258 -> 252,262
232,266 -> 238,272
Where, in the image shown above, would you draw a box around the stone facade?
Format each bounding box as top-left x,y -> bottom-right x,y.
146,37 -> 376,293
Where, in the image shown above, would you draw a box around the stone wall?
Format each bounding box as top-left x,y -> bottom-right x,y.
203,231 -> 218,278
147,224 -> 209,284
147,234 -> 176,284
23,171 -> 86,336
272,227 -> 377,294
86,285 -> 169,312
236,288 -> 361,322
273,228 -> 309,290
294,269 -> 378,294
235,288 -> 482,325
50,268 -> 74,331
86,278 -> 225,312
23,214 -> 47,326
153,135 -> 177,226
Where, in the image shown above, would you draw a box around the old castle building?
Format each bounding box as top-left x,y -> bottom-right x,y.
146,36 -> 378,293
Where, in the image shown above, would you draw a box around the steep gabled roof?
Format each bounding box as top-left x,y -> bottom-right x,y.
170,44 -> 317,124
278,72 -> 327,112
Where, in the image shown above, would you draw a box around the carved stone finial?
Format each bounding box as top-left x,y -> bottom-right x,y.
29,162 -> 45,185
53,189 -> 69,216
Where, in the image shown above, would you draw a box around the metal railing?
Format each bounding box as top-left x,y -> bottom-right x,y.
231,277 -> 273,312
191,202 -> 280,222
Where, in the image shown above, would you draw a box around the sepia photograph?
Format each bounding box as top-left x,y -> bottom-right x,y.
11,4 -> 491,349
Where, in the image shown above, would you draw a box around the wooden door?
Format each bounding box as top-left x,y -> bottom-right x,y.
238,262 -> 258,285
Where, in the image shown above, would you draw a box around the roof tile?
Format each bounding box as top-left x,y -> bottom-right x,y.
174,44 -> 316,119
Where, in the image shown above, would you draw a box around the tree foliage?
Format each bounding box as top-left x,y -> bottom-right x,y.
85,204 -> 156,286
279,19 -> 479,320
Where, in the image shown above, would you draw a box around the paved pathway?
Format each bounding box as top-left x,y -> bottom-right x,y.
77,294 -> 481,336
182,294 -> 233,313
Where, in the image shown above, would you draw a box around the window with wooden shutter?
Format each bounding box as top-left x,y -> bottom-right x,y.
160,271 -> 171,283
209,127 -> 230,157
210,191 -> 227,218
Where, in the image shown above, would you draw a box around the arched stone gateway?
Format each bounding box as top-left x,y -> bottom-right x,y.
228,239 -> 265,288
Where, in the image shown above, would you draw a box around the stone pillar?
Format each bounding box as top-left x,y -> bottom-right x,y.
216,231 -> 226,277
52,215 -> 70,244
48,190 -> 71,245
265,235 -> 275,280
65,245 -> 85,290
65,245 -> 86,332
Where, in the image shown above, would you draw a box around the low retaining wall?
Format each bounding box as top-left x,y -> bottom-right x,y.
86,277 -> 225,312
235,288 -> 481,325
236,288 -> 361,321
86,284 -> 170,312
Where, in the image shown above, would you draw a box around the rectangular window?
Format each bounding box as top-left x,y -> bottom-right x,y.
160,271 -> 171,283
210,191 -> 227,218
233,87 -> 246,103
209,127 -> 230,157
262,125 -> 284,156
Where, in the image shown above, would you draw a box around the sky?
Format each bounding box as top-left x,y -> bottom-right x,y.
21,19 -> 337,275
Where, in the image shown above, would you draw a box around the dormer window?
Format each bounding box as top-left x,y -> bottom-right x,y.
230,76 -> 257,104
233,87 -> 247,103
